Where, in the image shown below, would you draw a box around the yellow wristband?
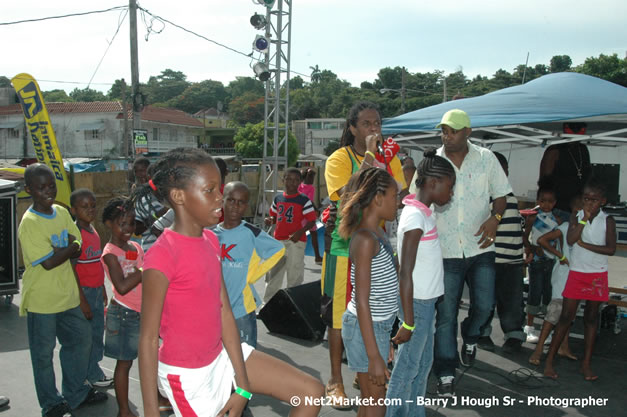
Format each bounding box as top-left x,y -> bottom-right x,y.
365,150 -> 376,160
578,220 -> 587,225
72,240 -> 82,249
401,321 -> 415,332
559,255 -> 566,261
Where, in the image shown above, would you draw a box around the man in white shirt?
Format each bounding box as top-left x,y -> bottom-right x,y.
426,109 -> 512,397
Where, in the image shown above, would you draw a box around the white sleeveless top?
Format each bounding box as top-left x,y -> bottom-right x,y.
569,209 -> 609,273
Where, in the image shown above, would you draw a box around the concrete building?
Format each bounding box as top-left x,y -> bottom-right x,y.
0,89 -> 203,159
292,118 -> 345,155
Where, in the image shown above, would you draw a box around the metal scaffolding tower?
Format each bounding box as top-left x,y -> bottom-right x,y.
255,0 -> 292,224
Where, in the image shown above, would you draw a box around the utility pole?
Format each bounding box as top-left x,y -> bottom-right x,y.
442,77 -> 447,103
129,0 -> 140,155
400,67 -> 406,114
121,79 -> 129,157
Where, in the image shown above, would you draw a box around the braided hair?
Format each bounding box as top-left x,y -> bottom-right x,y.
131,147 -> 216,206
339,101 -> 381,147
102,196 -> 134,224
338,167 -> 395,239
536,176 -> 556,200
414,148 -> 456,188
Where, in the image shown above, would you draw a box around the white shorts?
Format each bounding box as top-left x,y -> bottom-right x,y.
158,343 -> 254,417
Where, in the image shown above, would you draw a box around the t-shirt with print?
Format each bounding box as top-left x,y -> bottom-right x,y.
75,226 -> 105,288
143,228 -> 223,368
101,241 -> 144,313
433,142 -> 512,259
213,221 -> 285,319
134,193 -> 164,252
18,205 -> 81,316
397,195 -> 444,300
269,192 -> 317,242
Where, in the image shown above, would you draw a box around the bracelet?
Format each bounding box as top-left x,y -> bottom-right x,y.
365,150 -> 376,160
578,220 -> 587,225
72,240 -> 82,249
493,213 -> 503,222
401,321 -> 415,332
235,387 -> 253,400
559,254 -> 566,261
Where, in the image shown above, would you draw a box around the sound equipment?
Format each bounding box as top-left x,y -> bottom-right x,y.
258,280 -> 326,341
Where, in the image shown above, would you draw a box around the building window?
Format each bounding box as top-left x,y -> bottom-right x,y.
153,127 -> 159,141
9,128 -> 19,138
307,121 -> 322,129
84,129 -> 100,140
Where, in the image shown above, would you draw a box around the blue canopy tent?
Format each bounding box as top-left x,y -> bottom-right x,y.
382,72 -> 627,149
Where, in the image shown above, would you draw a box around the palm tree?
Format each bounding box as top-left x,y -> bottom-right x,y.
309,65 -> 321,83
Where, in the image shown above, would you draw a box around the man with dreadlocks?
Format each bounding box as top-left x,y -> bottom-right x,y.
321,101 -> 407,407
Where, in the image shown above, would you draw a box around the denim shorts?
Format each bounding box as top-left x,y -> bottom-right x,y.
341,310 -> 395,373
104,302 -> 140,361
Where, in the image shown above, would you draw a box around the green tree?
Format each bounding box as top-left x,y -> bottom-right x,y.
168,80 -> 228,114
227,76 -> 265,100
288,76 -> 305,90
234,121 -> 300,166
145,69 -> 190,104
309,65 -> 321,83
0,76 -> 11,88
43,89 -> 73,102
107,79 -> 131,100
69,87 -> 106,102
550,55 -> 572,73
576,53 -> 627,87
228,91 -> 265,125
324,139 -> 340,156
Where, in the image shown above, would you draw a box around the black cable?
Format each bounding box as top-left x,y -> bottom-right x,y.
86,9 -> 129,89
0,6 -> 128,26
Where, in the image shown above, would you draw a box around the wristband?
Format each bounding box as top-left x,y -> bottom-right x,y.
401,321 -> 415,332
365,150 -> 376,160
559,255 -> 566,261
578,220 -> 587,225
235,387 -> 253,400
72,240 -> 82,249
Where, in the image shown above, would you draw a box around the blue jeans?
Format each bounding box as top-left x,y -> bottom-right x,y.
235,312 -> 258,348
480,263 -> 526,341
433,252 -> 495,378
82,286 -> 106,383
527,258 -> 554,315
386,298 -> 437,417
27,306 -> 91,414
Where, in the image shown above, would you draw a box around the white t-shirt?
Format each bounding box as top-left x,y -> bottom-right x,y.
397,195 -> 444,300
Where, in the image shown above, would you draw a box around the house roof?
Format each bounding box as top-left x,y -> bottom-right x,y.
0,101 -> 203,128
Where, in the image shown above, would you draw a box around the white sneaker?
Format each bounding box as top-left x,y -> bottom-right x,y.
524,325 -> 539,343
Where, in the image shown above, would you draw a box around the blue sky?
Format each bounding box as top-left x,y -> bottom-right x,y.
2,0 -> 626,93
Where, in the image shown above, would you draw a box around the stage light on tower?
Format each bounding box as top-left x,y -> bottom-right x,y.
253,62 -> 271,81
252,0 -> 275,8
253,34 -> 269,53
250,13 -> 267,29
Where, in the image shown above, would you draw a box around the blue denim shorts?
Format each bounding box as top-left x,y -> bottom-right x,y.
104,302 -> 140,361
341,310 -> 395,373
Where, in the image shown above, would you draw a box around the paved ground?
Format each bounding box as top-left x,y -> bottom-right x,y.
1,252 -> 625,417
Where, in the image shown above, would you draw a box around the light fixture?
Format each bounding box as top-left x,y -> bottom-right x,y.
253,35 -> 269,53
252,0 -> 275,8
253,62 -> 271,81
250,13 -> 267,30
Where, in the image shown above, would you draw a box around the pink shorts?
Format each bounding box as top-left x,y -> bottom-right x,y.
158,343 -> 254,417
562,270 -> 609,302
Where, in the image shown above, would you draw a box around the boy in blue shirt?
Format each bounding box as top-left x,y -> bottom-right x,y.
18,164 -> 107,417
212,181 -> 285,347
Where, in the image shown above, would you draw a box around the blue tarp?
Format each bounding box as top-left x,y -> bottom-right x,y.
382,72 -> 627,134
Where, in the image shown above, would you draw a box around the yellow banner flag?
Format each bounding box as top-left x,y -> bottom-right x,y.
11,73 -> 71,207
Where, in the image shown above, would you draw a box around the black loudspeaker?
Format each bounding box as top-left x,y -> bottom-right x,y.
258,280 -> 326,341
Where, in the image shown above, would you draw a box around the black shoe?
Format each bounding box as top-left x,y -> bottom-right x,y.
477,336 -> 495,351
437,376 -> 455,397
502,338 -> 523,354
460,343 -> 477,367
79,389 -> 108,408
0,396 -> 9,408
45,402 -> 74,417
91,375 -> 114,388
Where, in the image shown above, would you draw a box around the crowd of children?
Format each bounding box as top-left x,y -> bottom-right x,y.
17,121 -> 616,416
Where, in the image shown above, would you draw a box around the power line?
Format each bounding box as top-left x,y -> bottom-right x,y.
87,9 -> 129,89
0,5 -> 128,26
136,6 -> 310,79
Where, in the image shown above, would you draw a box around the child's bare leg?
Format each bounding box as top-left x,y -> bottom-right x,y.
544,298 -> 579,379
114,359 -> 137,417
526,312 -> 534,326
557,325 -> 577,360
356,372 -> 386,417
311,231 -> 323,263
246,350 -> 323,417
529,321 -> 553,365
581,301 -> 601,380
